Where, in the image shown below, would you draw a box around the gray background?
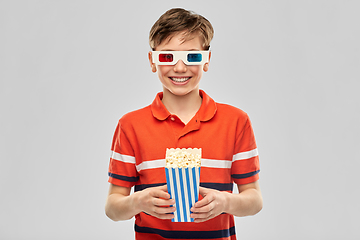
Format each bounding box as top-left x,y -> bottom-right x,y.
1,0 -> 359,239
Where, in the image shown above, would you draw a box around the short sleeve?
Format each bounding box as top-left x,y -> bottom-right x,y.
108,120 -> 139,187
231,114 -> 260,185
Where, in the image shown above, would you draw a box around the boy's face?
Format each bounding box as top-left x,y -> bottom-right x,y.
149,32 -> 210,97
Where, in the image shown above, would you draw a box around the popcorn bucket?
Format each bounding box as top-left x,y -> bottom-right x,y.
165,148 -> 201,222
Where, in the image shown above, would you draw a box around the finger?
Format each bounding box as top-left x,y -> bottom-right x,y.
150,187 -> 171,199
193,216 -> 212,223
157,184 -> 168,192
198,186 -> 209,196
153,197 -> 175,207
158,214 -> 175,220
193,198 -> 209,208
149,205 -> 176,220
153,205 -> 176,215
191,212 -> 214,222
147,208 -> 175,220
191,202 -> 214,214
193,194 -> 214,208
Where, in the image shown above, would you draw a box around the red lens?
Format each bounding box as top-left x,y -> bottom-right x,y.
159,54 -> 173,62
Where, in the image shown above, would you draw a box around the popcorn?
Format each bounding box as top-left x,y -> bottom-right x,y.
165,148 -> 201,222
165,148 -> 201,168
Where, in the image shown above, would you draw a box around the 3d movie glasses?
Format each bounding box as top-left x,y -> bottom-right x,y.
152,51 -> 210,65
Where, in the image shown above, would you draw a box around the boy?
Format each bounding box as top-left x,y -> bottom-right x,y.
105,8 -> 262,240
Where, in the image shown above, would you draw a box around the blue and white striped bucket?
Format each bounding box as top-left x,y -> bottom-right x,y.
165,167 -> 200,222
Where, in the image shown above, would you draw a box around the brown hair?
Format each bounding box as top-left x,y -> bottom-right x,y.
149,8 -> 214,50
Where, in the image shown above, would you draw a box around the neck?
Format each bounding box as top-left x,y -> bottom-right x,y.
162,89 -> 202,124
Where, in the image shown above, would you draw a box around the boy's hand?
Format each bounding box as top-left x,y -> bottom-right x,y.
190,187 -> 229,223
134,185 -> 176,220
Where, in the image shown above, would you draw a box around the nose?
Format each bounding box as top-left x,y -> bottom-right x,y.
173,60 -> 187,72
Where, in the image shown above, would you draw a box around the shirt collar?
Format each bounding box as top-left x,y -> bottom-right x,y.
151,90 -> 217,122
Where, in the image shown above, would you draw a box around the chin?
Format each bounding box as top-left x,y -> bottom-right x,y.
168,87 -> 199,96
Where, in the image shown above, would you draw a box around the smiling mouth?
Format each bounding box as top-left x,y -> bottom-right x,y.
169,77 -> 191,83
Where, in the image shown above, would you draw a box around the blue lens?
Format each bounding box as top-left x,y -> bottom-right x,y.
187,53 -> 202,62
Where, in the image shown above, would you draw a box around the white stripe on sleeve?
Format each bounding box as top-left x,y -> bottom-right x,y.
111,151 -> 136,164
232,148 -> 258,162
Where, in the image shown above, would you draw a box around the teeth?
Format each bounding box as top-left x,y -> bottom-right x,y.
171,77 -> 190,82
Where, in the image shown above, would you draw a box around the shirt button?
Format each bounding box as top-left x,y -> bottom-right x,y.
170,117 -> 175,121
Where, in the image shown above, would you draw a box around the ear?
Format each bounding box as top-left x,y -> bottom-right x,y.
203,51 -> 211,72
148,51 -> 157,73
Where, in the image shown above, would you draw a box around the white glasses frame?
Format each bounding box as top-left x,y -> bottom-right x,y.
151,51 -> 210,66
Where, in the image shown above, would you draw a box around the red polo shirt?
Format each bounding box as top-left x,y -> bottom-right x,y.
108,90 -> 260,240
